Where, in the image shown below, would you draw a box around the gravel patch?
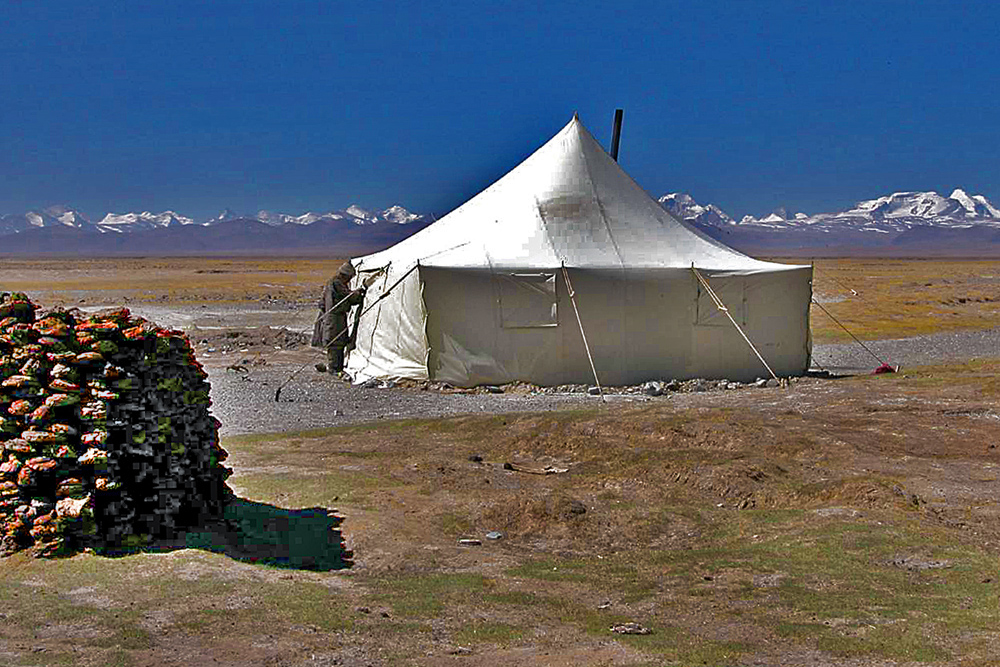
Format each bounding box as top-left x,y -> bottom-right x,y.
811,326 -> 1000,373
184,300 -> 1000,436
208,365 -> 602,437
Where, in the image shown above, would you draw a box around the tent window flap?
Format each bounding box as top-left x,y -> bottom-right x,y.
498,273 -> 558,328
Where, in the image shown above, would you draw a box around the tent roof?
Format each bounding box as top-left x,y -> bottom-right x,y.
357,115 -> 800,272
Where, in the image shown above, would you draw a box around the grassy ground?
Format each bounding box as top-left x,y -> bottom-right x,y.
3,359 -> 1000,665
3,257 -> 1000,665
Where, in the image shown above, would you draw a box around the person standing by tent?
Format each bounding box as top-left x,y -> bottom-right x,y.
312,261 -> 366,374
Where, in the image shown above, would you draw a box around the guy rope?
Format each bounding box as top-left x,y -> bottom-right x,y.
691,266 -> 779,382
808,261 -> 895,372
809,297 -> 892,369
561,263 -> 605,402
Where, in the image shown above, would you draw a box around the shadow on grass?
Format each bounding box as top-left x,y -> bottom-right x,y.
104,498 -> 352,571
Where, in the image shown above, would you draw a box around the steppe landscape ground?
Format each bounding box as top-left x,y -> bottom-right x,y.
1,257 -> 1000,667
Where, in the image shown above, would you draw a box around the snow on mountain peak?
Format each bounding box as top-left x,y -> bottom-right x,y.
98,210 -> 195,230
660,189 -> 1000,236
382,205 -> 420,224
973,194 -> 1000,218
0,203 -> 428,237
345,205 -> 379,224
246,205 -> 425,227
260,206 -> 363,226
948,188 -> 997,218
850,191 -> 964,219
658,193 -> 735,227
41,205 -> 90,227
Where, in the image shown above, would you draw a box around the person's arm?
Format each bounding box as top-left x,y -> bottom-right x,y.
330,282 -> 362,313
347,287 -> 366,306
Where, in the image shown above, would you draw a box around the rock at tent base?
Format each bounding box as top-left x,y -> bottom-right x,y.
643,381 -> 662,397
587,386 -> 601,396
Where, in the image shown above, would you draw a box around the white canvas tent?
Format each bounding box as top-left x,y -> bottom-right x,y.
345,115 -> 812,387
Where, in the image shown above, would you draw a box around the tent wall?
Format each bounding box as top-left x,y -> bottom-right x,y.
419,265 -> 812,387
346,267 -> 429,382
688,267 -> 813,381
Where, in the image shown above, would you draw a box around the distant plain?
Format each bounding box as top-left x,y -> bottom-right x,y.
4,256 -> 1000,344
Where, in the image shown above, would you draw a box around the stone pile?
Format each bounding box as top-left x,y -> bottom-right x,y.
0,292 -> 232,557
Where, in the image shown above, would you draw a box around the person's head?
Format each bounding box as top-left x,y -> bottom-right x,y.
335,261 -> 356,280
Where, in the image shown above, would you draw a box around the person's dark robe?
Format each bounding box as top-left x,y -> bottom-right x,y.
311,275 -> 364,351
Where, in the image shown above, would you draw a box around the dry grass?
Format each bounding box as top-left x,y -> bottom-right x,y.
0,257 -> 344,307
802,258 -> 1000,343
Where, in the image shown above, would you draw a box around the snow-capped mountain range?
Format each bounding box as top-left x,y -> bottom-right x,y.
659,188 -> 1000,233
4,190 -> 1000,256
0,204 -> 424,236
658,189 -> 1000,256
251,204 -> 422,227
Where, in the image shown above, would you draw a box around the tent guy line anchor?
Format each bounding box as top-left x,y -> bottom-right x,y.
691,266 -> 779,382
809,297 -> 892,369
561,263 -> 605,402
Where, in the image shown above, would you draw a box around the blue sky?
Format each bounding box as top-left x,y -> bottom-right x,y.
3,1 -> 999,221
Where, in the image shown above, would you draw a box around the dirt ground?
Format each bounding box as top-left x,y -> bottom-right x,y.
1,257 -> 1000,666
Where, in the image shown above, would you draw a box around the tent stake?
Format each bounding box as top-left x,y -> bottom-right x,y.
561,264 -> 605,402
691,266 -> 779,382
